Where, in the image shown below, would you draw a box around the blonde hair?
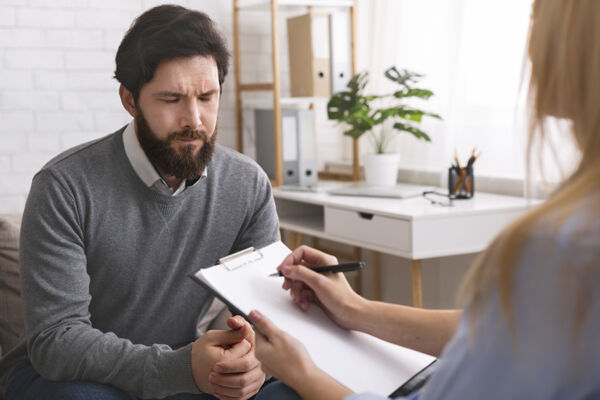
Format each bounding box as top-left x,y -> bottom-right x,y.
459,0 -> 600,340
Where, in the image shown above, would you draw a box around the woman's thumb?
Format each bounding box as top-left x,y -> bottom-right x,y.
248,310 -> 277,338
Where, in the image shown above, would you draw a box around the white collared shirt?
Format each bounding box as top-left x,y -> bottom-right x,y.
122,120 -> 207,196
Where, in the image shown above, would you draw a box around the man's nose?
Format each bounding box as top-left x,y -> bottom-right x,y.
179,99 -> 203,131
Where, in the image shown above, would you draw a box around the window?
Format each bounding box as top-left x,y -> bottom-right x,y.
356,0 -> 534,180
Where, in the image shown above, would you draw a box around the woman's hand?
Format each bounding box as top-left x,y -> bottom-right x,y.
249,310 -> 315,389
278,245 -> 368,330
249,310 -> 352,400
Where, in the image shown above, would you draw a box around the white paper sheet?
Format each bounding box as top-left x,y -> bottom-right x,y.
194,241 -> 435,396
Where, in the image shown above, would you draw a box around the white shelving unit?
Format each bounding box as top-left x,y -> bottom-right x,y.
232,0 -> 360,186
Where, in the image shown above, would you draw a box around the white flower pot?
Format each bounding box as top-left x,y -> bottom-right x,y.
363,153 -> 400,186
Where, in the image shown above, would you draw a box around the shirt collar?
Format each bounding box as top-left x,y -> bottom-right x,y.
122,120 -> 207,195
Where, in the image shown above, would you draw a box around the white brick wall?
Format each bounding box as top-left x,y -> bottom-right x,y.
0,0 -> 268,213
0,1 -> 344,213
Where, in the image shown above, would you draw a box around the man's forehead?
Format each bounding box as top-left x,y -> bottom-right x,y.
151,55 -> 219,92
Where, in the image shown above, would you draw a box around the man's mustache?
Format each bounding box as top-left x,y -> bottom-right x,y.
168,129 -> 209,142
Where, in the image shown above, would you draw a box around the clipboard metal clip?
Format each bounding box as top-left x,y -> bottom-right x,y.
218,247 -> 264,271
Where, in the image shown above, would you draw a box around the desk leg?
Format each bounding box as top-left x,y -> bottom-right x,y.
294,232 -> 304,248
411,260 -> 423,308
372,251 -> 381,301
282,229 -> 290,248
286,231 -> 294,248
285,231 -> 303,249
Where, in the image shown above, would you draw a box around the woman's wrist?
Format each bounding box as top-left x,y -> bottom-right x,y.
293,367 -> 353,400
343,295 -> 373,331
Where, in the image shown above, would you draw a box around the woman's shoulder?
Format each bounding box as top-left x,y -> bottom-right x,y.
526,192 -> 600,253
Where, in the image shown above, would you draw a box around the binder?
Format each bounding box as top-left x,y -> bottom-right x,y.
287,13 -> 331,97
329,10 -> 352,94
190,241 -> 436,397
254,108 -> 317,187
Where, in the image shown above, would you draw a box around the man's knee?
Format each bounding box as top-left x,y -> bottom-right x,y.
255,380 -> 302,400
5,364 -> 135,400
43,380 -> 135,400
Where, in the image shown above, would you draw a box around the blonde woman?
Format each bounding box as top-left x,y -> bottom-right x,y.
240,1 -> 600,399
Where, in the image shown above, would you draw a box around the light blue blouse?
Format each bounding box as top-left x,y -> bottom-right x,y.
345,208 -> 600,400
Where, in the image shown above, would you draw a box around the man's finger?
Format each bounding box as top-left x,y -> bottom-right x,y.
203,328 -> 248,347
225,316 -> 255,344
209,366 -> 265,400
226,315 -> 247,330
210,363 -> 263,388
214,351 -> 260,374
210,372 -> 263,400
222,338 -> 252,361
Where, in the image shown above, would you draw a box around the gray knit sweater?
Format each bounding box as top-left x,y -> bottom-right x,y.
1,127 -> 279,398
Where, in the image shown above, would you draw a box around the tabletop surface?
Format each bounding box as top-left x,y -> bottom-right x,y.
273,186 -> 541,221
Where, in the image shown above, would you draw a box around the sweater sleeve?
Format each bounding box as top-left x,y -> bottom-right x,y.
20,170 -> 199,399
230,167 -> 280,253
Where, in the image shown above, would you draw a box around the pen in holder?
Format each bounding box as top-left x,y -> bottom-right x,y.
448,165 -> 474,199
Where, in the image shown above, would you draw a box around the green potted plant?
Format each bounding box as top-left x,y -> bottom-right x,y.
327,66 -> 441,185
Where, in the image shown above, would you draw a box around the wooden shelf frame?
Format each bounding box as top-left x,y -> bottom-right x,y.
237,0 -> 356,11
232,0 -> 361,186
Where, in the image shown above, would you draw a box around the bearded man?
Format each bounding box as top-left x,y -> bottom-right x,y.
0,5 -> 290,400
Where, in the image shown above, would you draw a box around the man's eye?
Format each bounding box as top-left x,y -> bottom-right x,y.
163,98 -> 179,103
199,96 -> 212,102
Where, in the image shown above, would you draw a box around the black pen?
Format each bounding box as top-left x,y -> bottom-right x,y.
268,262 -> 364,277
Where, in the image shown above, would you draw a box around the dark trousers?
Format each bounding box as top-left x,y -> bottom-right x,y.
5,363 -> 301,400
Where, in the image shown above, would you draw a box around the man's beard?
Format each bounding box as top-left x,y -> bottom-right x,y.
135,109 -> 217,181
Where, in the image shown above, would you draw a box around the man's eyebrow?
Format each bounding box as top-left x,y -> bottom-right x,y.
198,89 -> 219,96
153,91 -> 182,97
152,90 -> 219,97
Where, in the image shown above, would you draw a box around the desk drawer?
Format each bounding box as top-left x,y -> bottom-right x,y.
324,207 -> 410,252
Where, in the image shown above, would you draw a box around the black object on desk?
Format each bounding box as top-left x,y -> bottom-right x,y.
448,165 -> 474,199
269,262 -> 364,277
449,149 -> 479,199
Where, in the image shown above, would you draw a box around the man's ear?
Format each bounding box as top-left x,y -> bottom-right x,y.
119,85 -> 136,117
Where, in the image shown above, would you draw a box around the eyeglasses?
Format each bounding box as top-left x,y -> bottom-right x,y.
422,191 -> 455,207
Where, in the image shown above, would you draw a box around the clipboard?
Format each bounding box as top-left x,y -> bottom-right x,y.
190,241 -> 436,397
190,246 -> 267,321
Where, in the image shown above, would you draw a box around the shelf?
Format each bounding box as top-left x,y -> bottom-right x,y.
237,0 -> 355,10
242,96 -> 329,110
233,0 -> 359,185
279,215 -> 324,237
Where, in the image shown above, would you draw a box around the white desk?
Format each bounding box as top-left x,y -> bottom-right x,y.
273,188 -> 539,306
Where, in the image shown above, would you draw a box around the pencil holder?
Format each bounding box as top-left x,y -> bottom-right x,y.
448,166 -> 474,199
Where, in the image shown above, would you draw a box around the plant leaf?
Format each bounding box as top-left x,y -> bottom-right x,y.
393,122 -> 432,142
393,88 -> 433,99
384,66 -> 423,86
328,67 -> 440,147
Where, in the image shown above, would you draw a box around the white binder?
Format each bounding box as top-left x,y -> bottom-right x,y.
329,10 -> 352,94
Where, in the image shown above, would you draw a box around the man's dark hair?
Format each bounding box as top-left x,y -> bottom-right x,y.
114,5 -> 230,101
